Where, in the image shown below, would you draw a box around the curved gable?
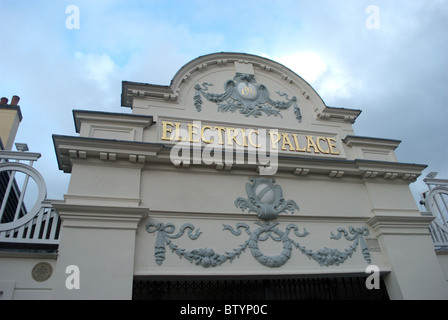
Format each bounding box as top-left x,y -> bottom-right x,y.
113,53 -> 417,164
122,52 -> 360,132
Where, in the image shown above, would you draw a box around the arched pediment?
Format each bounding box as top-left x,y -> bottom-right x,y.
170,52 -> 327,111
121,52 -> 360,131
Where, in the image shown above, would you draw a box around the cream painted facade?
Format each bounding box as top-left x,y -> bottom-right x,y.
1,53 -> 448,300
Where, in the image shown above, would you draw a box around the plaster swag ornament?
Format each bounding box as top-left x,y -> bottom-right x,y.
234,177 -> 299,221
145,222 -> 371,268
145,177 -> 372,269
194,73 -> 302,122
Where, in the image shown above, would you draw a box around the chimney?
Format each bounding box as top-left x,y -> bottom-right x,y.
0,95 -> 23,150
11,95 -> 20,106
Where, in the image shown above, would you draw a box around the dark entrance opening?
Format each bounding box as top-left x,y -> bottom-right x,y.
132,276 -> 389,300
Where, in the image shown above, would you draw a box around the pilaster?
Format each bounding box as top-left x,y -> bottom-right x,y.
51,203 -> 148,299
367,214 -> 448,299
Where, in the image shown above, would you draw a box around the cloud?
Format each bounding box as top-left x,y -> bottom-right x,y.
1,0 -> 447,204
74,52 -> 116,85
274,52 -> 327,84
264,51 -> 359,103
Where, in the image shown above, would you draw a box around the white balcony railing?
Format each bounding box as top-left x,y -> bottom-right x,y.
420,172 -> 448,251
428,216 -> 448,249
0,147 -> 60,246
0,200 -> 60,245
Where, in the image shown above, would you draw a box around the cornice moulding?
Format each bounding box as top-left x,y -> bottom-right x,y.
317,106 -> 362,124
52,135 -> 427,181
121,81 -> 177,107
343,135 -> 401,150
52,134 -> 164,172
73,109 -> 154,133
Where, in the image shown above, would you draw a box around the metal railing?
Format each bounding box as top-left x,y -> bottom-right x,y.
132,277 -> 390,300
420,172 -> 448,250
0,146 -> 60,246
428,216 -> 448,250
0,200 -> 60,245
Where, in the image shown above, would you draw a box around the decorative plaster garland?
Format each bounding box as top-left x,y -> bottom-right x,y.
145,177 -> 372,268
146,222 -> 371,268
194,73 -> 302,122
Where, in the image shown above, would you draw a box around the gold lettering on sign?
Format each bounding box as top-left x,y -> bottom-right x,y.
160,121 -> 341,156
214,126 -> 226,145
187,123 -> 200,143
281,133 -> 295,151
240,128 -> 248,147
201,125 -> 214,144
161,121 -> 174,141
327,137 -> 340,155
291,133 -> 306,152
175,122 -> 184,141
269,131 -> 281,150
227,127 -> 242,147
248,129 -> 261,148
305,135 -> 320,153
316,136 -> 330,154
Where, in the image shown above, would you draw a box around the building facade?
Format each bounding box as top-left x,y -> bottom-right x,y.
1,53 -> 448,300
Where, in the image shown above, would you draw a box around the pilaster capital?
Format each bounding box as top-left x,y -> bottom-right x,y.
367,214 -> 434,236
52,203 -> 148,230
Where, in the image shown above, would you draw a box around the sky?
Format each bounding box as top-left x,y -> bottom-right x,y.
0,0 -> 447,207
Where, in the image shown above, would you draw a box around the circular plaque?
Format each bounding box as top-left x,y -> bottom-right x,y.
237,82 -> 257,100
32,262 -> 53,282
